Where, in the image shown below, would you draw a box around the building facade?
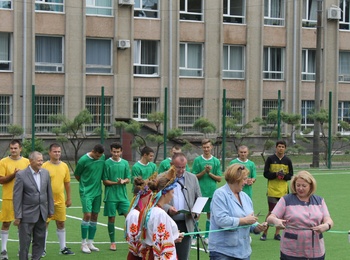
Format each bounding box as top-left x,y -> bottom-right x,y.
1,0 -> 350,139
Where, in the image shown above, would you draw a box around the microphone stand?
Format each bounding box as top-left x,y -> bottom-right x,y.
179,183 -> 207,260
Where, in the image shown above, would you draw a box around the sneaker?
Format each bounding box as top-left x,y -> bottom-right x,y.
109,243 -> 116,251
60,247 -> 75,255
1,250 -> 8,260
191,238 -> 197,246
81,243 -> 91,254
260,233 -> 267,241
41,250 -> 46,258
274,234 -> 281,241
87,243 -> 99,252
203,238 -> 209,245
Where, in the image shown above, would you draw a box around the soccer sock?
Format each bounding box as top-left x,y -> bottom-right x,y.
1,230 -> 9,251
44,230 -> 48,250
81,221 -> 89,240
56,228 -> 66,250
88,221 -> 97,240
205,219 -> 210,238
108,222 -> 115,243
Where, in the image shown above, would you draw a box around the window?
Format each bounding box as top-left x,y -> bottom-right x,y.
301,100 -> 314,132
133,97 -> 159,121
338,101 -> 350,133
86,0 -> 112,16
35,0 -> 64,13
225,99 -> 245,125
223,0 -> 245,24
35,96 -> 63,133
35,36 -> 63,72
339,51 -> 350,82
263,47 -> 284,80
339,0 -> 350,30
262,99 -> 283,132
302,49 -> 316,81
264,0 -> 284,26
180,43 -> 203,77
0,95 -> 12,133
223,45 -> 245,79
180,0 -> 203,21
0,0 -> 11,9
86,39 -> 112,74
134,0 -> 159,18
85,96 -> 113,133
302,0 -> 317,27
0,32 -> 11,71
178,98 -> 203,132
134,40 -> 159,76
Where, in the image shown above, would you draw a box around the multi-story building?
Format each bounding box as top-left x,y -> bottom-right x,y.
1,0 -> 350,141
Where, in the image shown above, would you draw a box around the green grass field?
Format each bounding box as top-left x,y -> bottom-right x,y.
1,168 -> 350,259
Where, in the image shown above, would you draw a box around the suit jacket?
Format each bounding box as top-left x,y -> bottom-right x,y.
13,166 -> 54,223
164,171 -> 202,233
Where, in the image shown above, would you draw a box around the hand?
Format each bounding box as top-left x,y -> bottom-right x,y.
277,170 -> 284,180
205,165 -> 212,173
14,219 -> 21,226
311,223 -> 329,233
274,218 -> 287,229
254,222 -> 268,233
168,206 -> 178,216
48,214 -> 53,219
120,179 -> 128,184
175,232 -> 184,243
246,178 -> 254,185
242,214 -> 258,225
66,198 -> 72,207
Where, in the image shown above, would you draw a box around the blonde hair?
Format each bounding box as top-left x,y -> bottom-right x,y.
224,164 -> 248,184
290,170 -> 317,196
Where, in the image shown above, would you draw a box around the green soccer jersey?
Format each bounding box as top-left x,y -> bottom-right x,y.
158,157 -> 190,174
191,155 -> 222,198
102,157 -> 131,202
229,158 -> 257,198
131,161 -> 157,183
74,153 -> 105,198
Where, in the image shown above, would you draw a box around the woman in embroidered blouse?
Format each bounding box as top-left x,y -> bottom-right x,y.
267,170 -> 333,260
209,164 -> 267,260
142,167 -> 183,260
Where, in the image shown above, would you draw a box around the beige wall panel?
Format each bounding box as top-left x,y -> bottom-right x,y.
223,25 -> 246,44
133,77 -> 160,96
262,81 -> 286,99
0,11 -> 13,31
134,19 -> 161,40
223,80 -> 245,98
338,85 -> 350,100
301,28 -> 317,48
179,22 -> 205,42
179,78 -> 204,97
35,13 -> 65,35
86,75 -> 114,95
339,32 -> 350,50
34,74 -> 65,94
0,73 -> 13,93
86,17 -> 114,37
263,26 -> 286,46
300,82 -> 315,99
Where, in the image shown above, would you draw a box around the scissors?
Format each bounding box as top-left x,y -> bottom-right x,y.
255,211 -> 262,217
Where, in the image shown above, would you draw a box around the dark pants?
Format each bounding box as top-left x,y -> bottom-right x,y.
280,252 -> 325,260
209,251 -> 250,260
175,220 -> 192,260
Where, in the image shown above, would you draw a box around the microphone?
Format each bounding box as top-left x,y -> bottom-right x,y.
177,180 -> 187,190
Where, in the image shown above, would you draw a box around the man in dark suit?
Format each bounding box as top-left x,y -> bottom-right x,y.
13,151 -> 54,260
163,152 -> 202,260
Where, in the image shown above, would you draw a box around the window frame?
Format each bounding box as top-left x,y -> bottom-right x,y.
0,95 -> 12,134
339,0 -> 350,30
86,38 -> 113,74
35,35 -> 64,73
223,45 -> 245,79
134,0 -> 159,19
179,42 -> 203,78
301,100 -> 315,133
35,0 -> 64,13
339,51 -> 350,82
264,0 -> 285,26
180,0 -> 203,21
85,96 -> 113,133
0,0 -> 12,9
302,49 -> 316,81
223,0 -> 245,24
133,97 -> 159,121
263,47 -> 285,80
0,32 -> 12,71
338,101 -> 350,134
133,40 -> 159,77
178,98 -> 203,133
86,0 -> 113,17
225,99 -> 245,126
302,0 -> 317,28
262,99 -> 284,133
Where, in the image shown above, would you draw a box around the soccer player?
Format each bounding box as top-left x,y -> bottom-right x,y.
102,142 -> 130,251
191,139 -> 222,245
42,143 -> 74,256
0,140 -> 29,260
74,144 -> 105,254
131,146 -> 157,183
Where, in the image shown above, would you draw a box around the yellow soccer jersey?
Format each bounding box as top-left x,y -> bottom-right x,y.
42,161 -> 70,205
0,156 -> 30,199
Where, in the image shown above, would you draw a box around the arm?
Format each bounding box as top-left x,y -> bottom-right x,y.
47,173 -> 54,217
283,159 -> 294,181
263,156 -> 277,180
0,168 -> 19,184
13,172 -> 24,226
267,213 -> 287,229
64,182 -> 72,207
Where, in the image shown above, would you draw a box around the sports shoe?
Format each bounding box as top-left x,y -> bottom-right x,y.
60,247 -> 75,255
203,238 -> 209,245
109,243 -> 116,251
260,233 -> 267,241
191,238 -> 197,246
81,243 -> 91,254
87,243 -> 99,252
41,250 -> 46,258
274,234 -> 281,241
1,250 -> 8,260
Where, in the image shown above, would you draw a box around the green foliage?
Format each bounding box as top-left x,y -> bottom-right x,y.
7,124 -> 24,137
193,117 -> 216,134
21,138 -> 46,158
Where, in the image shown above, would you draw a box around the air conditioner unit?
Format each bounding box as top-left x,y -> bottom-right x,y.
328,7 -> 341,20
119,0 -> 134,5
117,40 -> 131,49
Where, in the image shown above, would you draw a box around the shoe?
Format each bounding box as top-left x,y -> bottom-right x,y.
204,238 -> 209,245
81,243 -> 91,254
41,250 -> 46,257
109,243 -> 116,251
87,243 -> 99,252
1,250 -> 8,260
191,238 -> 197,246
274,234 -> 281,241
60,247 -> 75,255
260,233 -> 267,241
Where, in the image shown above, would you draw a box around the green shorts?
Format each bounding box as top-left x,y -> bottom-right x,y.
203,198 -> 212,213
103,200 -> 130,217
80,195 -> 102,214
